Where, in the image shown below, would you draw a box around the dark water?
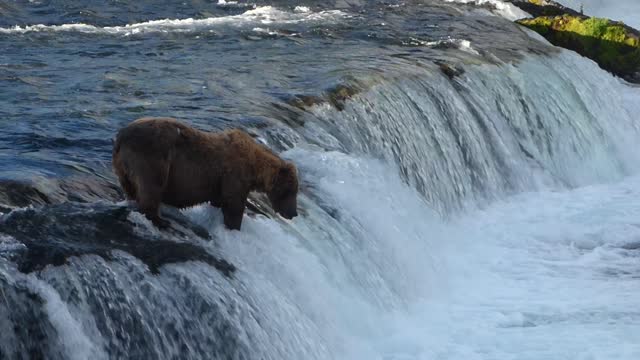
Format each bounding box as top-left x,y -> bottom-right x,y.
0,0 -> 548,179
1,0 -> 640,359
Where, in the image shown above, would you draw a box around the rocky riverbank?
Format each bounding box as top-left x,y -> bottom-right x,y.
509,0 -> 640,83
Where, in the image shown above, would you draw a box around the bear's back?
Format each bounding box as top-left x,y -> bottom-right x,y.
115,117 -> 194,156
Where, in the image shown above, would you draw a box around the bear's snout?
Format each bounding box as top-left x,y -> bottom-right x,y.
269,191 -> 298,221
273,198 -> 298,219
279,208 -> 298,220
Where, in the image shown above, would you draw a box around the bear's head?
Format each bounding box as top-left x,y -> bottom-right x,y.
268,162 -> 299,220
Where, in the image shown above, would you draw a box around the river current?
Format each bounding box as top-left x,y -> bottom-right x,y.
0,1 -> 639,359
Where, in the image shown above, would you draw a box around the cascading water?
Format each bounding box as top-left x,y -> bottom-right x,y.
305,52 -> 640,211
1,1 -> 639,359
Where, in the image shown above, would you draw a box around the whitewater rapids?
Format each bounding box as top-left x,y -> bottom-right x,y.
0,1 -> 639,359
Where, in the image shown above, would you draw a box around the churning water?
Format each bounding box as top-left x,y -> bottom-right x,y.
0,0 -> 639,359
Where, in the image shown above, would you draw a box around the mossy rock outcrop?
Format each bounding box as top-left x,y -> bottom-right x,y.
517,15 -> 640,82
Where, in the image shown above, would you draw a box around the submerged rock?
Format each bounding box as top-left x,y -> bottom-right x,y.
285,94 -> 326,111
0,176 -> 123,211
281,88 -> 356,113
0,180 -> 50,211
0,203 -> 244,359
327,83 -> 360,111
0,202 -> 235,276
435,61 -> 466,79
517,15 -> 640,82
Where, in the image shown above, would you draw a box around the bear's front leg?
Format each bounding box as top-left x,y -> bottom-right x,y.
222,203 -> 245,230
138,196 -> 170,229
140,207 -> 170,229
220,178 -> 248,230
135,159 -> 171,230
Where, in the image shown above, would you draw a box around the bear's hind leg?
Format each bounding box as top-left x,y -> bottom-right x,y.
113,149 -> 137,200
119,173 -> 136,200
135,159 -> 171,229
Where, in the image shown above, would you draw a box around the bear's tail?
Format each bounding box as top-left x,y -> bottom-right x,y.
112,137 -> 137,200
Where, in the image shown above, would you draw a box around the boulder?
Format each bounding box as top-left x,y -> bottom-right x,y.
517,15 -> 640,82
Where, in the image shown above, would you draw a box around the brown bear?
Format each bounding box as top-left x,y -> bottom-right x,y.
112,117 -> 299,230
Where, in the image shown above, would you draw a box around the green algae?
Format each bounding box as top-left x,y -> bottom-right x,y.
517,15 -> 640,81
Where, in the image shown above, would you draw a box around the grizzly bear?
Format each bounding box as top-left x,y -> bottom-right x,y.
112,117 -> 299,230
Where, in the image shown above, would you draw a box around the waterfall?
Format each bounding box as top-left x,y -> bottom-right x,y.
1,39 -> 640,360
298,51 -> 640,212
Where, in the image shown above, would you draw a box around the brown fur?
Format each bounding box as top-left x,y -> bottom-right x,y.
112,117 -> 299,230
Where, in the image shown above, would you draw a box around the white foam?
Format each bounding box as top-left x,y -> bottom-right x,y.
294,6 -> 311,13
251,27 -> 298,37
182,147 -> 640,358
0,6 -> 350,35
127,210 -> 163,238
443,0 -> 530,21
425,37 -> 481,55
183,149 -> 447,358
403,36 -> 481,55
251,27 -> 276,35
0,234 -> 25,253
216,0 -> 253,8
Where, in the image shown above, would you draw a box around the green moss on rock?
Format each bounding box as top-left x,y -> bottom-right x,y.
517,15 -> 640,81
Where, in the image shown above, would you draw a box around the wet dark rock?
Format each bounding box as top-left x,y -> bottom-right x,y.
159,206 -> 215,240
286,94 -> 326,110
57,176 -> 123,203
280,80 -> 370,113
268,101 -> 307,127
435,61 -> 466,79
0,180 -> 50,209
0,176 -> 123,210
327,83 -> 360,111
0,202 -> 235,277
285,84 -> 352,111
